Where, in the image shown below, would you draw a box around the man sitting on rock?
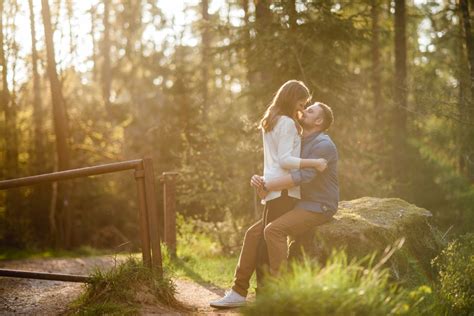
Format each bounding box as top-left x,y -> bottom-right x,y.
210,102 -> 339,308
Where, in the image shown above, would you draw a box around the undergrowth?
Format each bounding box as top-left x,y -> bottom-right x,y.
165,213 -> 254,291
69,256 -> 183,315
243,250 -> 446,316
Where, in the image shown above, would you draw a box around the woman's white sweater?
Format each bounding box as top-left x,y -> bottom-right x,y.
262,115 -> 301,202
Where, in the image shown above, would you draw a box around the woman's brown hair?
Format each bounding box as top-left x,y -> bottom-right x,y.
259,80 -> 311,133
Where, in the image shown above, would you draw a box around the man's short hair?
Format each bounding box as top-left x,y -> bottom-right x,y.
316,102 -> 334,131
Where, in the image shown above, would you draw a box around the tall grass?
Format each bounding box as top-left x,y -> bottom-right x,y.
69,256 -> 182,314
243,251 -> 442,316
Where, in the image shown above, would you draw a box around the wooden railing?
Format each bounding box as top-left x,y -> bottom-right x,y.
0,158 -> 173,282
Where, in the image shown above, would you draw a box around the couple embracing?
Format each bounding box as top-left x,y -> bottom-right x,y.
210,80 -> 339,308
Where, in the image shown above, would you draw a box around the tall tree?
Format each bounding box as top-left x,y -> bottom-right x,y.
28,0 -> 51,244
1,0 -> 22,246
460,0 -> 474,100
0,0 -> 18,179
41,0 -> 72,248
101,0 -> 112,108
66,0 -> 76,59
287,0 -> 297,30
90,3 -> 97,82
254,0 -> 272,104
459,0 -> 474,181
28,0 -> 45,172
201,0 -> 210,118
241,0 -> 252,88
393,0 -> 408,194
371,0 -> 382,121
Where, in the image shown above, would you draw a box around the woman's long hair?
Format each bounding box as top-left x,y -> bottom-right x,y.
259,80 -> 311,133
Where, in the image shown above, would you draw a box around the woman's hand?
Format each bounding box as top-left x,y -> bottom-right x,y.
314,158 -> 328,172
250,174 -> 265,190
250,175 -> 267,199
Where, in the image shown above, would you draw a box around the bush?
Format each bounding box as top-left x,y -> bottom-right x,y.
243,251 -> 438,316
432,233 -> 474,315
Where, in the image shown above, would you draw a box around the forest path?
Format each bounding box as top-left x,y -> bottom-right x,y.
0,255 -> 241,315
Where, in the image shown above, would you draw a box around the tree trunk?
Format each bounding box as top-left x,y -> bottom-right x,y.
201,0 -> 210,118
242,0 -> 253,87
460,0 -> 474,100
90,3 -> 97,81
1,0 -> 21,246
101,0 -> 112,108
393,0 -> 408,195
371,0 -> 382,121
66,0 -> 75,59
28,0 -> 45,173
0,3 -> 5,180
41,0 -> 72,248
287,0 -> 297,30
29,0 -> 51,244
459,0 -> 474,181
254,0 -> 272,102
0,0 -> 18,180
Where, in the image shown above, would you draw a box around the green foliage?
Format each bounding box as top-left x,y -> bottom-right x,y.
243,251 -> 441,316
166,214 -> 254,290
432,233 -> 474,315
0,0 -> 472,252
70,257 -> 180,314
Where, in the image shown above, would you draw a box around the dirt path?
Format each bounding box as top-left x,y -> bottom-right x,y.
0,256 -> 243,315
174,279 -> 242,315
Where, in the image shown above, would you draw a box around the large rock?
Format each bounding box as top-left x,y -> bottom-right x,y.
311,197 -> 441,279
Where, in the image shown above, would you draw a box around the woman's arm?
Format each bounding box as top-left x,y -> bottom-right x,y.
276,118 -> 327,171
299,158 -> 327,172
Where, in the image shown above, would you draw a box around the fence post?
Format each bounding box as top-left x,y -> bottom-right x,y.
162,172 -> 178,256
134,164 -> 152,269
142,157 -> 163,276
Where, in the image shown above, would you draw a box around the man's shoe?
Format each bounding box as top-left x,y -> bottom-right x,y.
209,289 -> 246,308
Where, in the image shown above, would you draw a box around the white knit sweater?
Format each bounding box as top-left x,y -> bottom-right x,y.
262,115 -> 301,202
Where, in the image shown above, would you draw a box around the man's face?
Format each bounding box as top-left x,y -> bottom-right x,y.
299,103 -> 324,129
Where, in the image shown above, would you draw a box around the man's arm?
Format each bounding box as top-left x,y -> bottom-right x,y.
250,140 -> 336,192
290,140 -> 336,185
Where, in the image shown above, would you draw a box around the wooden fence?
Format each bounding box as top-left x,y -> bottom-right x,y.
0,158 -> 178,282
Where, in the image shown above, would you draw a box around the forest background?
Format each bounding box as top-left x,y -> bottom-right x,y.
0,0 -> 473,252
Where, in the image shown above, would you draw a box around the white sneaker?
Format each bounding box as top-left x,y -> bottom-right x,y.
209,289 -> 246,308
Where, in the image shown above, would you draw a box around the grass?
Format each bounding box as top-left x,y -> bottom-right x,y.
164,223 -> 255,292
5,213 -> 463,315
242,251 -> 445,316
69,256 -> 182,315
69,220 -> 250,314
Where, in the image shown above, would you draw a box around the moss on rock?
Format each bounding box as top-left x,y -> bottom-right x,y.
309,197 -> 442,282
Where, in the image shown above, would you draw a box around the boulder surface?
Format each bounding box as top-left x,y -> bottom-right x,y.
311,197 -> 441,279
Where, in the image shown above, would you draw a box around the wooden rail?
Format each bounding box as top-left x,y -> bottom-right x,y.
0,159 -> 142,190
0,269 -> 91,283
0,158 -> 163,282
